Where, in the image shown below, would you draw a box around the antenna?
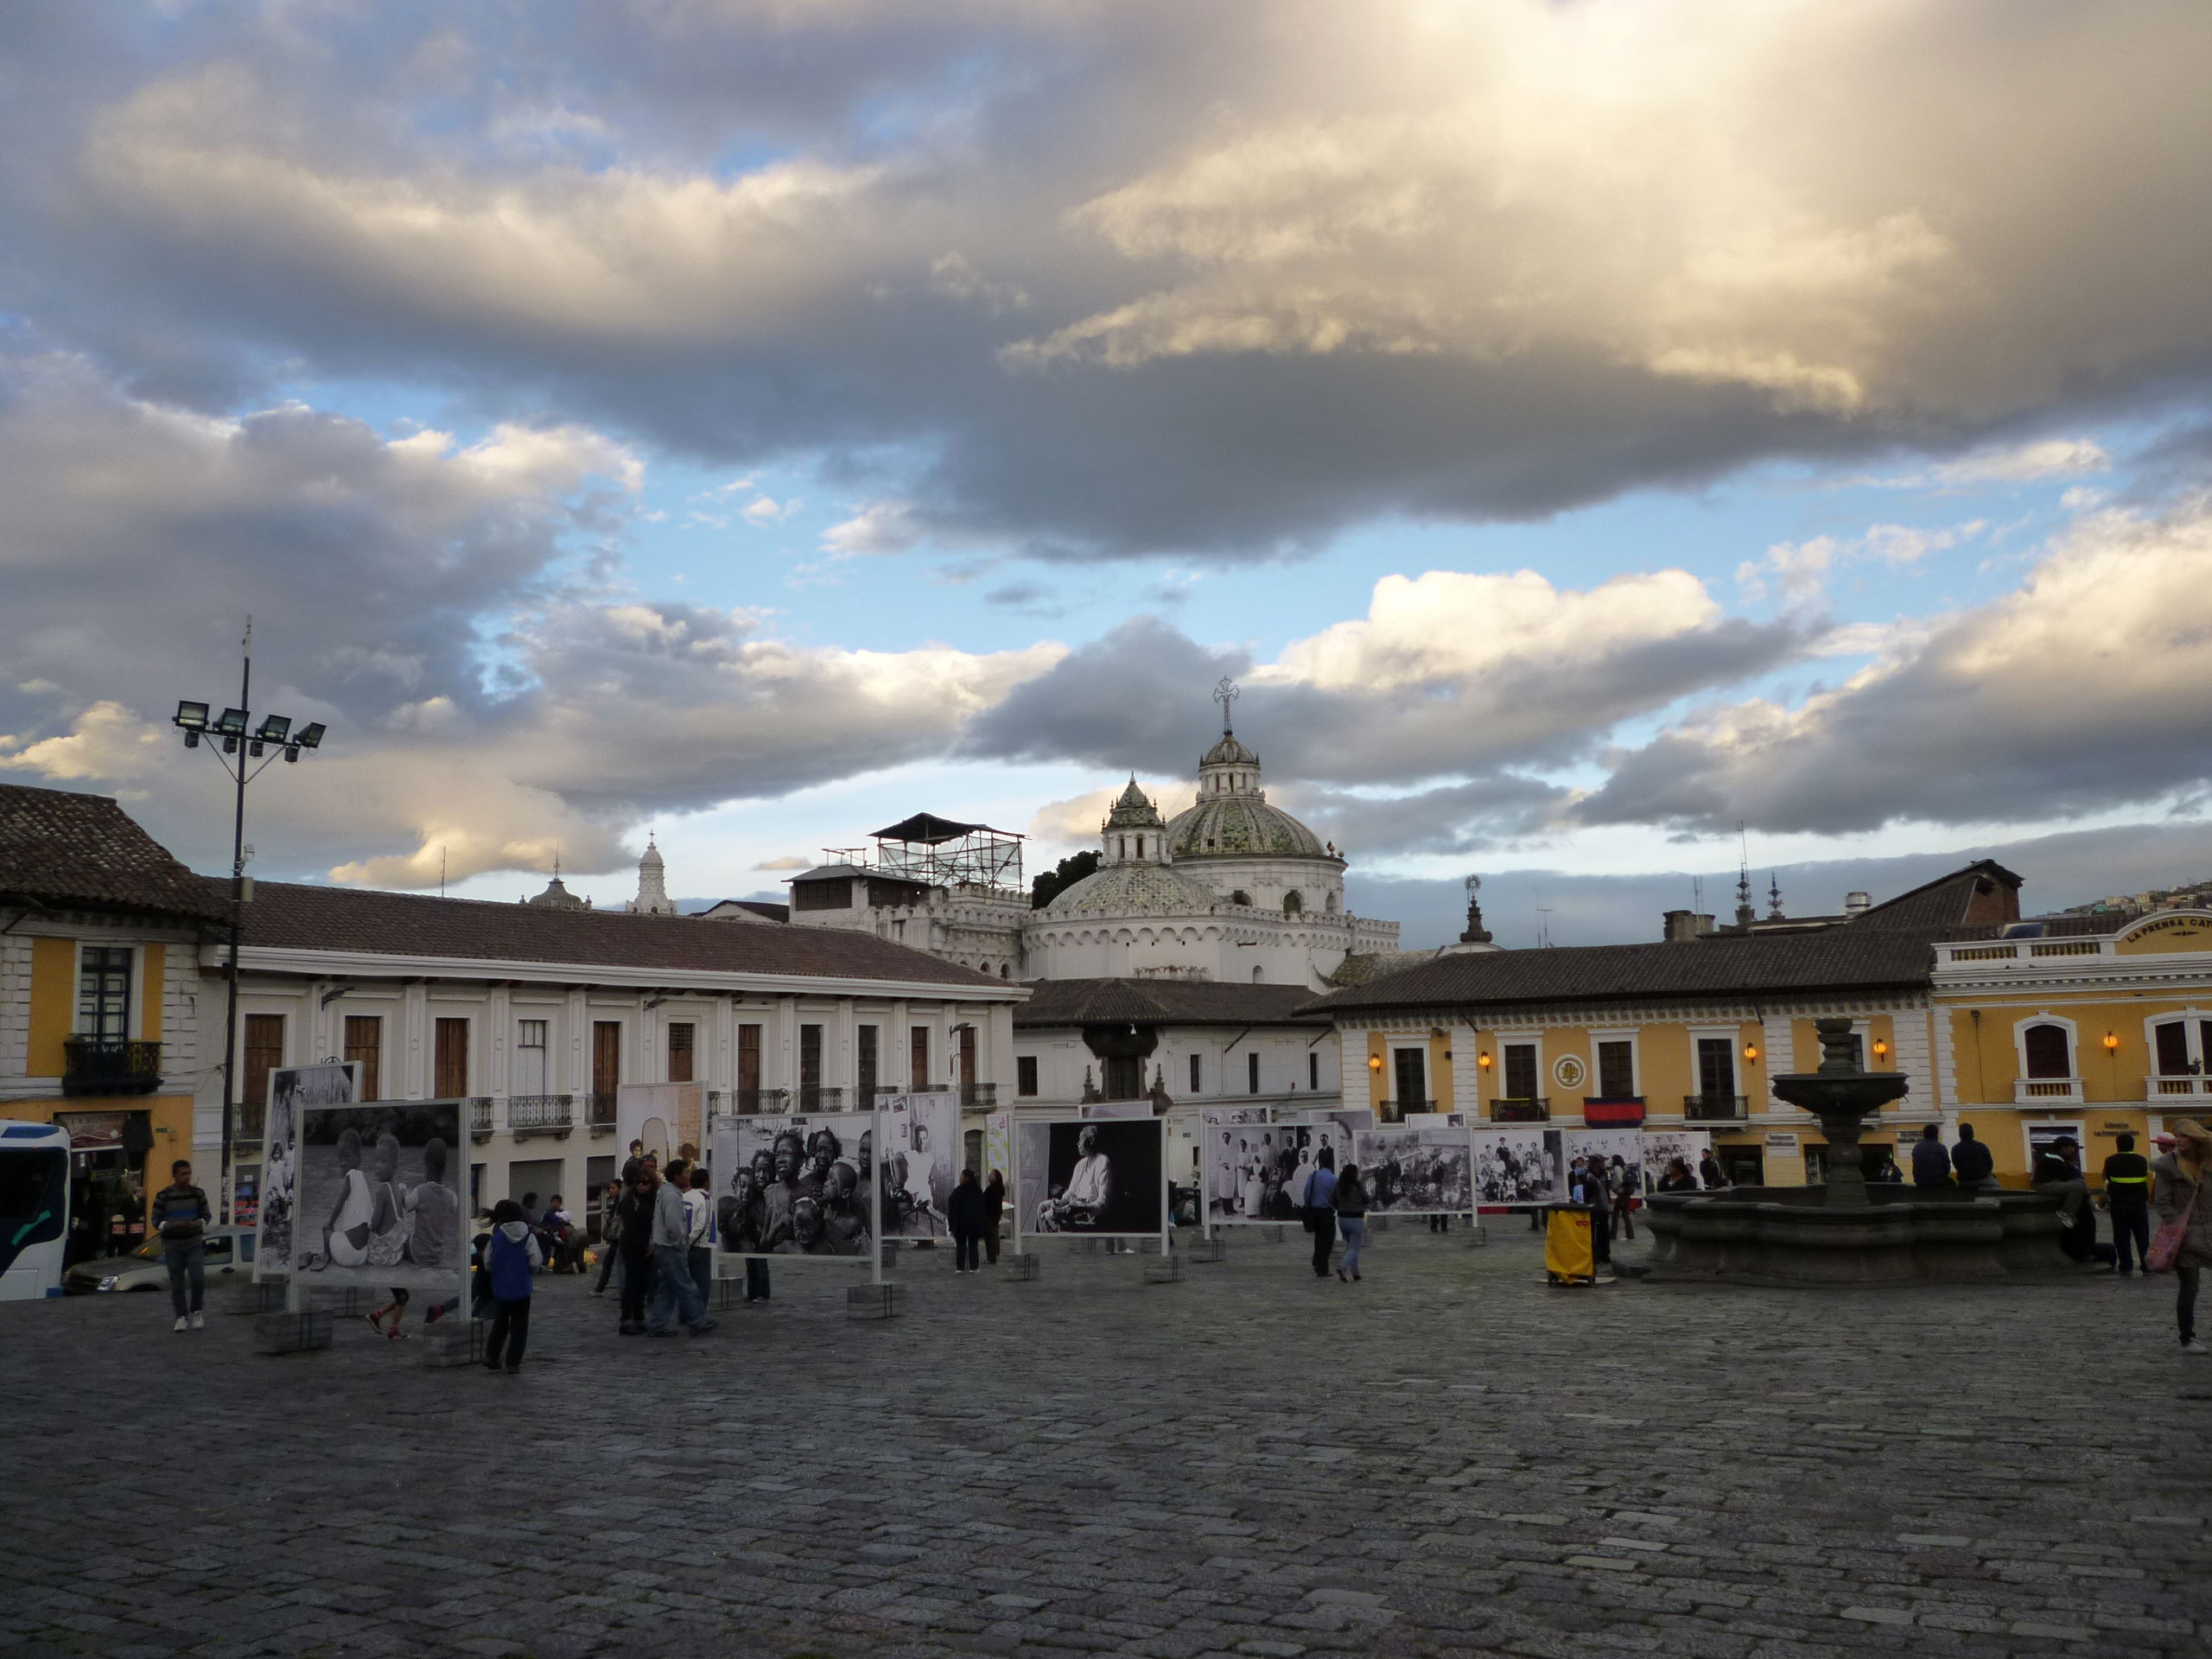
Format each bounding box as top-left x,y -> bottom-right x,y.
440,845 -> 448,899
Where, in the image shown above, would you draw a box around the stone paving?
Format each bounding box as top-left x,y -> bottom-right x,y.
3,1224 -> 2208,1659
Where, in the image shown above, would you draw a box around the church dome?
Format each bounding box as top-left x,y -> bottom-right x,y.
1201,732 -> 1258,768
1044,860 -> 1219,917
1104,779 -> 1164,830
1166,795 -> 1332,861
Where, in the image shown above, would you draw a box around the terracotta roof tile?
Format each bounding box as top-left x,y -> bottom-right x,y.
0,784 -> 227,922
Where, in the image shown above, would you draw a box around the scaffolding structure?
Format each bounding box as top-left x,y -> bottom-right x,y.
825,813 -> 1025,894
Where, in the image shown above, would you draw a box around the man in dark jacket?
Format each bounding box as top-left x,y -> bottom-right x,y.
981,1171 -> 1006,1264
150,1160 -> 213,1332
1910,1124 -> 1953,1187
947,1169 -> 986,1273
614,1164 -> 659,1335
1951,1123 -> 1995,1188
2103,1132 -> 2152,1274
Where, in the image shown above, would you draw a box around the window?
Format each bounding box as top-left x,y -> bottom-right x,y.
956,1025 -> 977,1090
2023,1023 -> 2072,1078
77,946 -> 133,1043
799,1024 -> 823,1099
1248,1051 -> 1262,1094
737,1023 -> 762,1103
1017,1055 -> 1039,1097
592,1021 -> 621,1105
794,877 -> 852,911
1189,1052 -> 1203,1094
241,1013 -> 284,1135
1308,1052 -> 1319,1090
1231,890 -> 1252,906
1695,1038 -> 1736,1103
1283,890 -> 1303,914
1394,1048 -> 1427,1109
1595,1039 -> 1636,1099
910,1026 -> 931,1089
1503,1042 -> 1539,1101
344,1015 -> 384,1101
857,1026 -> 879,1098
2155,1021 -> 2190,1075
666,1021 -> 695,1084
1325,892 -> 1339,914
1104,1055 -> 1143,1098
1251,966 -> 1264,983
1135,835 -> 1145,859
513,1019 -> 547,1097
433,1018 -> 470,1097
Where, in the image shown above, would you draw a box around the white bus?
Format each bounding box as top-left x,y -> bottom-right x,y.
0,1121 -> 71,1300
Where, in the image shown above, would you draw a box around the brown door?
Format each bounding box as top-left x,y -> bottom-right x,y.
957,1025 -> 976,1090
910,1026 -> 930,1090
593,1021 -> 621,1106
737,1024 -> 761,1106
433,1018 -> 469,1097
241,1014 -> 284,1135
343,1015 -> 383,1100
666,1021 -> 695,1084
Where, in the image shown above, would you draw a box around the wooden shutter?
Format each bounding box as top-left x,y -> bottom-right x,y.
433,1018 -> 469,1097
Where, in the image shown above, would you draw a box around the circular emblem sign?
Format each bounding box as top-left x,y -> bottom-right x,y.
1553,1053 -> 1587,1091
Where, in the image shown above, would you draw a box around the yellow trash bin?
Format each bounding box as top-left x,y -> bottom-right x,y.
1544,1205 -> 1595,1284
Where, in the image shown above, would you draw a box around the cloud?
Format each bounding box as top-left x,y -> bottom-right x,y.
1581,495 -> 2212,835
6,4 -> 2210,561
1026,780 -> 1198,853
1735,520 -> 1979,607
821,502 -> 925,556
1928,438 -> 2112,486
753,855 -> 811,871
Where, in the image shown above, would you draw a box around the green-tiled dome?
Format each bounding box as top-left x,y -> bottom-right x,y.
1165,796 -> 1332,861
1044,860 -> 1221,916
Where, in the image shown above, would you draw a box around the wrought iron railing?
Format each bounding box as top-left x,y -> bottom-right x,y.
1377,1097 -> 1433,1123
62,1039 -> 163,1097
1682,1093 -> 1748,1122
1488,1096 -> 1549,1122
468,1096 -> 494,1137
585,1092 -> 619,1128
796,1085 -> 844,1112
509,1093 -> 575,1135
961,1082 -> 998,1109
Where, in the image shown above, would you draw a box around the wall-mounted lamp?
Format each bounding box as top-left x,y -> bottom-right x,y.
2103,1031 -> 2120,1053
1478,1051 -> 1492,1071
1367,1054 -> 1383,1071
1872,1038 -> 1890,1063
1743,1043 -> 1759,1063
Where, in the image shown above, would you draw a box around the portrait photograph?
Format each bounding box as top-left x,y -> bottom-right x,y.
712,1111 -> 876,1261
879,1093 -> 957,1239
254,1060 -> 355,1275
1016,1117 -> 1165,1237
1473,1127 -> 1563,1206
1351,1125 -> 1473,1215
291,1097 -> 463,1288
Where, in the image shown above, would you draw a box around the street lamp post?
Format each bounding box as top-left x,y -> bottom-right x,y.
173,617 -> 328,1222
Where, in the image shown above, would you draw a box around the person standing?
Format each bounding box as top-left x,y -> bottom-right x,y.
614,1166 -> 658,1336
591,1179 -> 624,1296
2152,1119 -> 2212,1353
1656,1157 -> 1698,1193
647,1159 -> 714,1338
2104,1132 -> 2152,1277
1610,1156 -> 1637,1241
150,1159 -> 212,1332
482,1199 -> 541,1374
1951,1123 -> 1995,1189
683,1167 -> 714,1309
1332,1163 -> 1370,1282
981,1170 -> 1007,1266
1306,1149 -> 1338,1278
1583,1157 -> 1613,1268
1910,1123 -> 1953,1187
1698,1148 -> 1726,1190
947,1169 -> 985,1272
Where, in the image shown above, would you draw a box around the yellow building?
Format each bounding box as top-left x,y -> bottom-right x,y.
1933,906 -> 2212,1187
2,784 -> 223,1260
1306,863 -> 2024,1187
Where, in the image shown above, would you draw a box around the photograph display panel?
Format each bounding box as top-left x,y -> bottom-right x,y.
254,1062 -> 357,1277
1564,1128 -> 1646,1197
1230,1109 -> 1370,1220
880,1093 -> 957,1238
1641,1128 -> 1713,1189
1201,1107 -> 1273,1223
292,1097 -> 463,1288
1351,1125 -> 1474,1215
711,1112 -> 875,1260
1080,1101 -> 1154,1119
1473,1127 -> 1564,1206
1016,1118 -> 1166,1236
984,1113 -> 1011,1186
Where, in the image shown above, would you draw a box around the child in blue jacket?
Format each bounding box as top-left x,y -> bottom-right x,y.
483,1199 -> 542,1374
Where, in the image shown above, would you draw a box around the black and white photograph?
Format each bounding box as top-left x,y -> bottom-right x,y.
1351,1125 -> 1474,1215
880,1093 -> 957,1238
291,1098 -> 463,1289
1564,1128 -> 1645,1202
1473,1128 -> 1563,1206
1202,1107 -> 1269,1223
711,1111 -> 875,1260
1080,1101 -> 1154,1119
1016,1118 -> 1165,1238
1641,1129 -> 1713,1191
252,1061 -> 355,1276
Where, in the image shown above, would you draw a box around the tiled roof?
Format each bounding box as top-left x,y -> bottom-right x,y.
237,880 -> 1009,988
0,784 -> 227,923
1856,860 -> 2022,931
1015,978 -> 1330,1028
1299,927 -> 1942,1014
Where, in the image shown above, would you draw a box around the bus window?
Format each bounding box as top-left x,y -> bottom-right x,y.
0,1131 -> 69,1300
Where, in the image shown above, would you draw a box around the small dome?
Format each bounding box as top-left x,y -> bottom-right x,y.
639,836 -> 664,868
1166,796 -> 1333,861
1044,861 -> 1219,917
524,875 -> 588,911
1202,732 -> 1258,768
1104,779 -> 1163,830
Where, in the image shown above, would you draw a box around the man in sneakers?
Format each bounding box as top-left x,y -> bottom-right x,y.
150,1159 -> 213,1332
646,1158 -> 714,1338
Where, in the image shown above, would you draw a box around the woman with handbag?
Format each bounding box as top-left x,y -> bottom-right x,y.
2149,1118 -> 2212,1354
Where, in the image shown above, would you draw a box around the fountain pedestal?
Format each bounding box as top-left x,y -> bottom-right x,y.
1643,1018 -> 2082,1287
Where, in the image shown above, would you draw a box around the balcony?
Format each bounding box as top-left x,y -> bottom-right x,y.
2145,1074 -> 2212,1103
961,1082 -> 998,1109
1582,1096 -> 1645,1127
2014,1077 -> 2084,1105
62,1039 -> 163,1097
1487,1096 -> 1549,1122
585,1092 -> 618,1131
1682,1093 -> 1750,1122
509,1094 -> 575,1139
468,1097 -> 494,1141
1376,1098 -> 1435,1123
797,1085 -> 845,1113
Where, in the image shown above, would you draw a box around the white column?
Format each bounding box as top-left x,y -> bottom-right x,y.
773,995 -> 798,1092
401,981 -> 430,1099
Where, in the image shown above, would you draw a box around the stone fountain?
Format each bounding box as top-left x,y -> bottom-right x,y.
1644,1017 -> 2081,1287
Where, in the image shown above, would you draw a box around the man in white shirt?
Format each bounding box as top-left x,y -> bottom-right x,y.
683,1167 -> 713,1308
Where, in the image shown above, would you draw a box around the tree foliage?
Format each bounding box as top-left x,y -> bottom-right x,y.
1030,849 -> 1101,909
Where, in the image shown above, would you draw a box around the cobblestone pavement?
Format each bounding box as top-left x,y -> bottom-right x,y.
3,1225 -> 2208,1659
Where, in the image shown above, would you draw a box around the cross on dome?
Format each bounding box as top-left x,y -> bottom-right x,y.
1213,675 -> 1239,734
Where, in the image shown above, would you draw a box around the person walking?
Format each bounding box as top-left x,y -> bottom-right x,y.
1697,1148 -> 1725,1190
1332,1163 -> 1370,1281
1911,1123 -> 1953,1187
1610,1156 -> 1637,1241
1306,1148 -> 1338,1278
1656,1157 -> 1698,1193
615,1166 -> 658,1335
1951,1123 -> 1995,1189
591,1179 -> 624,1296
647,1158 -> 714,1338
482,1199 -> 541,1374
1574,1157 -> 1612,1268
2104,1132 -> 2152,1277
683,1167 -> 714,1307
947,1169 -> 985,1272
149,1159 -> 213,1332
981,1170 -> 1006,1265
2152,1119 -> 2212,1354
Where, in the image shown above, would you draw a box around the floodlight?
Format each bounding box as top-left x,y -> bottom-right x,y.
214,708 -> 249,736
254,715 -> 291,744
294,722 -> 326,750
174,701 -> 210,731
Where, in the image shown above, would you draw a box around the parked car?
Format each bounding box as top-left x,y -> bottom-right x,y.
63,1226 -> 257,1294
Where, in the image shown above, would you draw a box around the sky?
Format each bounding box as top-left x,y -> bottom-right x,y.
4,1 -> 2212,950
